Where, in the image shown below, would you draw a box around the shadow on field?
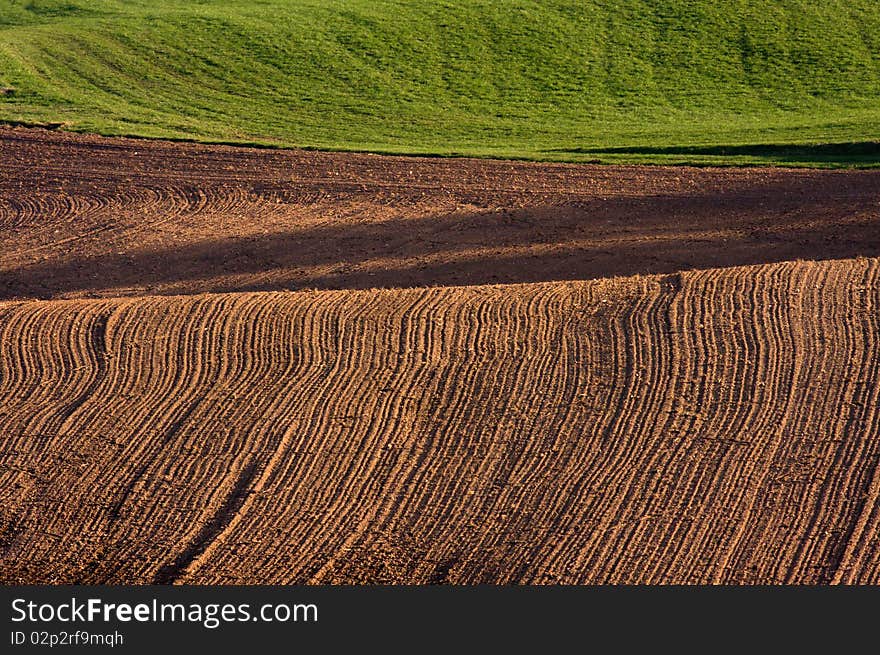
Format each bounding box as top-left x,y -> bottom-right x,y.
553,141 -> 880,166
2,171 -> 879,298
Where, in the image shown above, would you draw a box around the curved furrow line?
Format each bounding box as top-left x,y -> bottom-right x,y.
512,279 -> 645,583
278,290 -> 438,581
506,280 -> 646,582
460,284 -> 597,584
0,302 -> 47,403
237,289 -> 401,582
553,278 -> 671,581
144,295 -> 297,583
180,289 -> 363,583
163,292 -> 327,582
781,259 -> 880,583
234,292 -> 404,582
673,262 -> 805,583
287,287 -> 469,583
2,188 -> 142,246
0,302 -> 115,470
444,286 -> 558,574
656,267 -> 746,582
611,269 -> 724,584
504,283 -> 621,584
830,260 -> 880,583
3,256 -> 880,583
478,282 -> 628,582
297,285 -> 530,583
0,302 -> 66,560
752,261 -> 852,582
690,263 -> 798,583
0,301 -> 118,578
2,182 -> 294,269
390,285 -> 561,584
35,294 -> 294,582
12,297 -> 212,579
660,264 -> 778,583
102,297 -> 229,521
641,263 -> 776,583
457,286 -> 570,579
103,298 -> 235,513
8,298 -> 173,575
764,261 -> 857,582
136,293 -> 294,583
299,287 -> 466,584
590,274 -> 689,584
380,288 -> 530,581
406,289 -> 545,575
0,194 -> 101,232
268,291 -> 420,582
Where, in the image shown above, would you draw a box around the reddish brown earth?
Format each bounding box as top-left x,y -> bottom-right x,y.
1,127 -> 879,299
1,127 -> 879,584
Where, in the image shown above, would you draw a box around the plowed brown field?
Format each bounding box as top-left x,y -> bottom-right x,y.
1,128 -> 879,584
2,127 -> 879,299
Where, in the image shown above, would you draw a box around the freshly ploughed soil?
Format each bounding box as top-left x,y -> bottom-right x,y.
1,127 -> 878,299
1,127 -> 879,584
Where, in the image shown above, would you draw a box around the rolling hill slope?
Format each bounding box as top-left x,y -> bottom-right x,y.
1,258 -> 879,584
1,0 -> 880,165
2,128 -> 879,584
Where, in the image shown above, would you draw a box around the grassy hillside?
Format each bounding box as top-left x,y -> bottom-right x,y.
1,0 -> 879,166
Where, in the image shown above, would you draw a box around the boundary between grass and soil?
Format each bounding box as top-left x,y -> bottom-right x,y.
4,121 -> 879,170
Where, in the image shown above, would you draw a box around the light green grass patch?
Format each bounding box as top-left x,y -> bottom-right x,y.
1,0 -> 879,166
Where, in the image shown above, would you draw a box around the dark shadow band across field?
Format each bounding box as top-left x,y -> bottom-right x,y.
2,187 -> 879,298
2,127 -> 879,300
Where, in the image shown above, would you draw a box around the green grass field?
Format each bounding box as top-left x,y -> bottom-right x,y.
2,0 -> 880,166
